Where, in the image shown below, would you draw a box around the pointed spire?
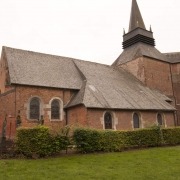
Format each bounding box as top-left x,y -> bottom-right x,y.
129,0 -> 146,32
123,28 -> 126,35
149,25 -> 152,32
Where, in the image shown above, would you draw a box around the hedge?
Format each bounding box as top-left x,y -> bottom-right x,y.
15,126 -> 70,158
162,128 -> 180,145
15,126 -> 180,156
73,127 -> 180,153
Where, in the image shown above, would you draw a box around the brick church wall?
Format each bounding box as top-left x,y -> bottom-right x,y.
0,89 -> 16,139
171,63 -> 180,125
67,105 -> 88,127
86,109 -> 175,130
0,84 -> 175,138
0,85 -> 78,137
0,51 -> 6,94
119,57 -> 180,126
120,57 -> 174,97
15,85 -> 75,128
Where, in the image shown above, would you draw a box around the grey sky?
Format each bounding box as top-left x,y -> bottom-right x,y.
0,0 -> 180,65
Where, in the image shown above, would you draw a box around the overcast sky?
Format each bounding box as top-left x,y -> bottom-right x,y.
0,0 -> 180,65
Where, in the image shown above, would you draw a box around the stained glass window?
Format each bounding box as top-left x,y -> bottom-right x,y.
157,113 -> 163,126
104,112 -> 112,129
51,99 -> 60,119
30,97 -> 40,119
133,113 -> 140,128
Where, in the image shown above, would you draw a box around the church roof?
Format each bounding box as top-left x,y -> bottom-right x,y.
163,52 -> 180,64
3,46 -> 83,90
66,58 -> 174,111
2,46 -> 175,111
112,43 -> 168,66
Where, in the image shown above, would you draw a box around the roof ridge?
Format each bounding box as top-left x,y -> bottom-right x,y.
3,46 -> 110,66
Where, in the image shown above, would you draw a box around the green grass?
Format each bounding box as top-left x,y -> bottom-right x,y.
0,146 -> 180,180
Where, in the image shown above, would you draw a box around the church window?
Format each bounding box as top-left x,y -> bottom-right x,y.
51,99 -> 60,119
104,112 -> 112,129
133,113 -> 140,129
30,97 -> 40,119
157,113 -> 163,126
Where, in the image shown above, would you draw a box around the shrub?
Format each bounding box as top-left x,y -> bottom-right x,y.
73,127 -> 180,153
15,126 -> 71,158
100,131 -> 124,152
15,126 -> 52,157
15,126 -> 180,156
73,128 -> 102,153
51,135 -> 70,153
122,128 -> 162,148
162,127 -> 180,145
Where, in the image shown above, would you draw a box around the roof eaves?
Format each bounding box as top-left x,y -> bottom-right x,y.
85,106 -> 175,111
10,83 -> 81,90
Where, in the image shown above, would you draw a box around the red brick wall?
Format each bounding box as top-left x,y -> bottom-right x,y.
0,89 -> 16,139
15,86 -> 75,128
120,57 -> 180,126
0,51 -> 8,94
86,109 -> 134,130
0,85 -> 77,137
0,84 -> 176,139
170,63 -> 180,125
120,57 -> 174,97
67,105 -> 87,127
86,109 -> 175,130
87,109 -> 104,129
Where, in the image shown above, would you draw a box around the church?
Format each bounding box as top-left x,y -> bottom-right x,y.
0,0 -> 179,138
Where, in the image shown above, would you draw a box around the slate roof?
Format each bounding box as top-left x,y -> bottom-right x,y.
112,43 -> 168,66
66,60 -> 175,111
2,46 -> 175,111
3,47 -> 82,89
163,52 -> 180,64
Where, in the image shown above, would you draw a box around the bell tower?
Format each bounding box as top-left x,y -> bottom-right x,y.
123,0 -> 155,49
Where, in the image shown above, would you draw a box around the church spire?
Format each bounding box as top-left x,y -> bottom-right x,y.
122,0 -> 155,49
129,0 -> 146,32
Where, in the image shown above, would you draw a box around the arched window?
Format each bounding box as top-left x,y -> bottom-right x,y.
104,112 -> 112,129
30,97 -> 40,119
51,99 -> 60,119
133,113 -> 140,129
157,113 -> 163,126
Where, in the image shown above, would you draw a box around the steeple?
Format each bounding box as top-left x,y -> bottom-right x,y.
129,0 -> 146,32
122,0 -> 155,49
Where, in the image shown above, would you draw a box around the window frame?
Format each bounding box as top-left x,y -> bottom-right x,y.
49,97 -> 63,121
104,112 -> 113,130
51,99 -> 60,120
157,113 -> 164,126
28,97 -> 41,120
133,112 -> 141,129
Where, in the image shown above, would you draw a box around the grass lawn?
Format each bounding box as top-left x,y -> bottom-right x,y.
0,146 -> 179,180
